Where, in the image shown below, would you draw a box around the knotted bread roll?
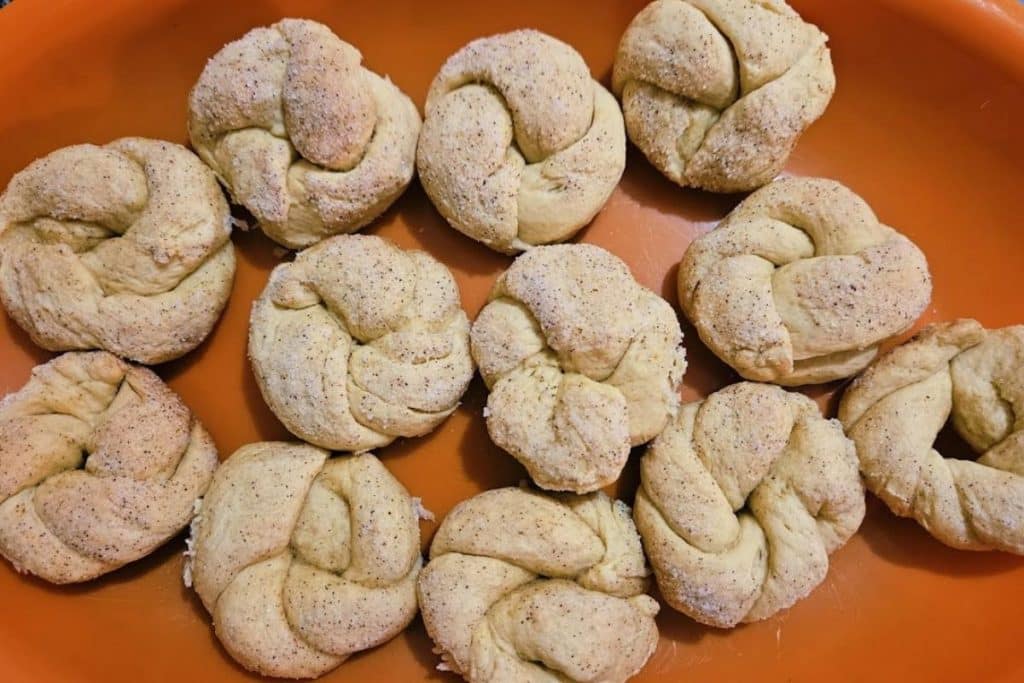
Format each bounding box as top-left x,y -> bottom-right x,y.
612,0 -> 835,192
679,177 -> 931,385
0,352 -> 218,584
186,443 -> 421,678
189,18 -> 420,249
417,29 -> 626,253
839,320 -> 1024,554
418,487 -> 659,682
471,244 -> 686,493
0,138 -> 235,364
249,234 -> 474,451
635,381 -> 864,627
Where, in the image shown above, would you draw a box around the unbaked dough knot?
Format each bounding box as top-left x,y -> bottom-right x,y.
249,234 -> 474,452
187,445 -> 421,679
0,351 -> 218,583
418,487 -> 659,683
0,138 -> 235,364
839,319 -> 1024,554
678,176 -> 931,385
417,29 -> 626,253
189,18 -> 421,248
635,381 -> 865,627
613,0 -> 835,192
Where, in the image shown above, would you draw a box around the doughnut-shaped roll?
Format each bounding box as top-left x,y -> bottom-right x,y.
635,381 -> 864,627
249,234 -> 474,451
0,138 -> 235,364
679,177 -> 931,385
186,443 -> 422,679
613,0 -> 835,192
839,320 -> 1024,554
0,352 -> 218,584
417,29 -> 627,254
471,244 -> 686,493
418,487 -> 659,682
189,18 -> 421,249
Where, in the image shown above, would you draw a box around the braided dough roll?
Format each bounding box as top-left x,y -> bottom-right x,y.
679,177 -> 931,385
0,352 -> 218,584
189,18 -> 421,249
418,487 -> 659,683
186,443 -> 422,679
0,138 -> 235,364
417,29 -> 626,254
839,320 -> 1024,554
635,381 -> 864,627
249,234 -> 474,451
471,244 -> 686,493
613,0 -> 835,192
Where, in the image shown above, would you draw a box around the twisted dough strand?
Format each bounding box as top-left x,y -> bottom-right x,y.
187,444 -> 421,679
635,382 -> 864,627
418,487 -> 658,682
249,234 -> 474,452
839,320 -> 1024,553
189,18 -> 420,248
0,352 -> 218,583
679,177 -> 931,385
613,0 -> 834,192
0,138 -> 235,364
471,244 -> 686,493
417,30 -> 626,253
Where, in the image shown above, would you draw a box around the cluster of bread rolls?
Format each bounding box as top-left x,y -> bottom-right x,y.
1,4 -> 1020,682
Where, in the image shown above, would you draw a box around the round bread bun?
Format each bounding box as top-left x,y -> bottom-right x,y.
0,138 -> 235,364
0,351 -> 218,584
189,18 -> 420,249
471,243 -> 686,493
249,234 -> 474,452
418,486 -> 658,682
417,29 -> 626,254
186,443 -> 422,679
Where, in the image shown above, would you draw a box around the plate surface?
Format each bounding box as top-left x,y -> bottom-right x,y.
1,0 -> 1023,681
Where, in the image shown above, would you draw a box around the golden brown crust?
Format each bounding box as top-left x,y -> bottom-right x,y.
0,138 -> 235,364
839,320 -> 1024,554
612,0 -> 835,192
249,234 -> 474,451
470,244 -> 686,493
187,444 -> 421,679
188,18 -> 420,249
417,29 -> 626,253
678,177 -> 931,385
636,381 -> 864,627
418,487 -> 658,682
0,351 -> 218,583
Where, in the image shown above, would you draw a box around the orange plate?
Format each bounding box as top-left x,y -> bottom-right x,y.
1,0 -> 1023,681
